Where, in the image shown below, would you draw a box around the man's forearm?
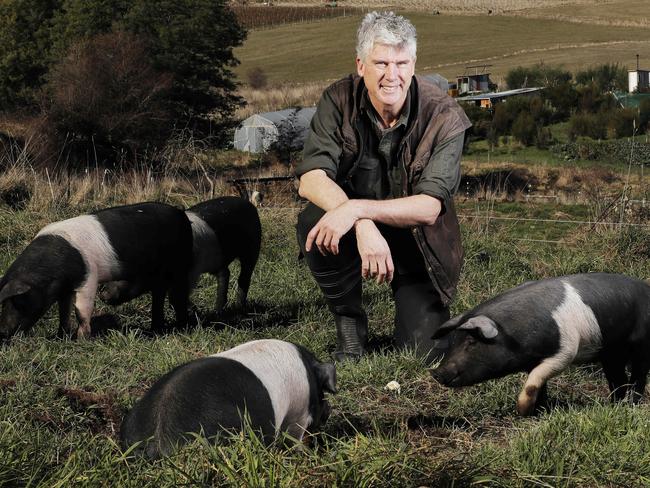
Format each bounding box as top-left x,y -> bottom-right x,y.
348,195 -> 442,228
298,169 -> 349,211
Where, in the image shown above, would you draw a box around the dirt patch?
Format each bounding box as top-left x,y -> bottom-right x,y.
56,387 -> 125,438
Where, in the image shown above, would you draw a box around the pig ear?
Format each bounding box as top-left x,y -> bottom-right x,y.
0,280 -> 30,303
432,314 -> 466,339
458,315 -> 499,340
315,362 -> 337,394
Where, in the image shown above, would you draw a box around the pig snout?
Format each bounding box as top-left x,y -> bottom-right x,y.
430,359 -> 466,387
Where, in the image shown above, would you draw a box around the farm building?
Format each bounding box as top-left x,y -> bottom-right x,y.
455,64 -> 494,95
458,87 -> 544,109
629,69 -> 650,93
234,107 -> 316,153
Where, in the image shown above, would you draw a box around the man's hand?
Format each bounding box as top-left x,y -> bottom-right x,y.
305,201 -> 359,255
355,219 -> 394,284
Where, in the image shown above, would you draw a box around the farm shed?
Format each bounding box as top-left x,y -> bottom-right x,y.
628,69 -> 649,93
458,87 -> 544,109
234,107 -> 316,153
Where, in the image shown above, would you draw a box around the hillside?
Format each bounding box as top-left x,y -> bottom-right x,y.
233,1 -> 650,88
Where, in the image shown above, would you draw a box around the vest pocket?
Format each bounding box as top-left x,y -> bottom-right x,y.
350,156 -> 382,199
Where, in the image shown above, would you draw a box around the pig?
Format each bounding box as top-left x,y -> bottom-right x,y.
120,339 -> 336,458
0,202 -> 192,341
101,196 -> 261,314
430,273 -> 650,416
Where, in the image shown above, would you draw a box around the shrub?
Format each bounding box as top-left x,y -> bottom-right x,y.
575,63 -> 627,92
38,31 -> 173,169
568,112 -> 607,140
247,67 -> 268,89
607,108 -> 640,139
640,99 -> 650,133
505,64 -> 572,90
511,112 -> 536,146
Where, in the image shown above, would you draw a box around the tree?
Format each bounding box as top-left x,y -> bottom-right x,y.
506,64 -> 572,90
512,112 -> 536,146
575,63 -> 627,93
38,31 -> 173,169
123,0 -> 246,144
0,0 -> 246,148
0,0 -> 61,109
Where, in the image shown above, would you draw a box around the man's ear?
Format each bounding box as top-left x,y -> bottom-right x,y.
315,362 -> 337,394
0,280 -> 30,303
458,315 -> 499,340
356,57 -> 365,77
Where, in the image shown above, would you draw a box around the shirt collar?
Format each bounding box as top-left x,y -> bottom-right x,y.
360,84 -> 411,131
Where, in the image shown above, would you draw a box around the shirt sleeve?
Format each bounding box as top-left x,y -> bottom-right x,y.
412,131 -> 465,212
294,89 -> 343,180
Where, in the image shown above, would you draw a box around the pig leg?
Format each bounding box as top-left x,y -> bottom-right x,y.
168,282 -> 189,330
629,355 -> 649,404
236,258 -> 255,309
215,268 -> 230,313
73,280 -> 98,340
517,357 -> 571,416
150,285 -> 166,333
601,355 -> 629,402
57,293 -> 74,338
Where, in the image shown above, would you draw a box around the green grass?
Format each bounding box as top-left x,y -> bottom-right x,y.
234,11 -> 650,86
0,197 -> 649,486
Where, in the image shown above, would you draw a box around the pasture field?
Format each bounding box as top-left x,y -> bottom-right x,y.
233,3 -> 650,89
0,165 -> 649,486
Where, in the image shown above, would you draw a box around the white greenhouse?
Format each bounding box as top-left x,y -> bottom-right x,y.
234,107 -> 316,153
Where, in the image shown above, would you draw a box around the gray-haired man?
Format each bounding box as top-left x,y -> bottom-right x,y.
295,12 -> 471,362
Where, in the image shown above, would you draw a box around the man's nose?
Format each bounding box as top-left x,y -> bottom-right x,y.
385,62 -> 398,79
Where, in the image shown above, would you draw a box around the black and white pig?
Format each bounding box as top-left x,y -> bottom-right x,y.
120,339 -> 336,458
0,202 -> 192,341
430,273 -> 650,416
101,196 -> 261,314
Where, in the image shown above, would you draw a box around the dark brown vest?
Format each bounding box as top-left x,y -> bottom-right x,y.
327,74 -> 471,305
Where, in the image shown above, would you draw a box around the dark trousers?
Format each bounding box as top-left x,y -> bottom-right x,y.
296,203 -> 449,360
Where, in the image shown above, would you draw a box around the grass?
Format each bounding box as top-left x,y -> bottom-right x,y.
0,172 -> 649,485
234,9 -> 650,88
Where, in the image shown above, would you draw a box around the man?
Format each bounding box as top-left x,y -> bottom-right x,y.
295,11 -> 471,362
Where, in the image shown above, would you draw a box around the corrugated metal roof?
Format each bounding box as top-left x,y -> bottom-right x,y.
458,87 -> 544,101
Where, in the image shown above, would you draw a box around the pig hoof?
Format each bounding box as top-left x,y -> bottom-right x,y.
516,385 -> 539,416
76,326 -> 92,341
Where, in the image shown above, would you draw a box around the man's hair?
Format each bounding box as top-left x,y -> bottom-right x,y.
356,11 -> 417,62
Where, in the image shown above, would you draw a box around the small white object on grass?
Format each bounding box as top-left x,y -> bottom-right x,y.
384,380 -> 401,394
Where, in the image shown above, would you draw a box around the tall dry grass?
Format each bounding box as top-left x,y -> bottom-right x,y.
236,81 -> 329,119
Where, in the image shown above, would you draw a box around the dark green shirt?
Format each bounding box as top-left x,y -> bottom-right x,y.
296,79 -> 465,208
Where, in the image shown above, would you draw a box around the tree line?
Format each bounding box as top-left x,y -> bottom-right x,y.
463,63 -> 650,150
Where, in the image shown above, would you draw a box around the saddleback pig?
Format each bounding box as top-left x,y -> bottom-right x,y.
120,339 -> 336,458
430,273 -> 650,415
102,196 -> 261,314
0,202 -> 192,341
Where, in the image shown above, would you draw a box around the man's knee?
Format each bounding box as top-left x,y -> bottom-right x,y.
296,203 -> 325,250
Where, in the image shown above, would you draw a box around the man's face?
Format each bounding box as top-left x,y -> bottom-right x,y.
356,43 -> 415,115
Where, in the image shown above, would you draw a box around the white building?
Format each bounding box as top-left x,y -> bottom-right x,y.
628,69 -> 650,93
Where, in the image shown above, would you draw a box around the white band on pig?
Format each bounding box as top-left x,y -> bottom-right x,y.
213,339 -> 313,438
517,281 -> 602,415
185,211 -> 224,287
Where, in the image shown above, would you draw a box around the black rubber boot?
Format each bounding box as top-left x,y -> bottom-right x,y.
333,314 -> 368,362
